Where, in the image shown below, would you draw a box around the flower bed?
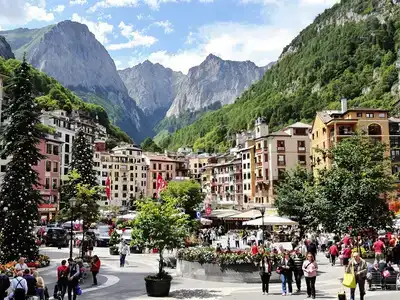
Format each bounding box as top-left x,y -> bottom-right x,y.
177,247 -> 292,266
0,255 -> 50,275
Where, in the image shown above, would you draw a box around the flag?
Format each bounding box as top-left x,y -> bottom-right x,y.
156,173 -> 168,198
105,176 -> 111,200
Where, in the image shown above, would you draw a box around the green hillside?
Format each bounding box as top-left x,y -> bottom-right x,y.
160,0 -> 400,152
0,57 -> 131,143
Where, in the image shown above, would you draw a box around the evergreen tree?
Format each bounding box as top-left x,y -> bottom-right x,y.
0,58 -> 45,262
69,129 -> 97,187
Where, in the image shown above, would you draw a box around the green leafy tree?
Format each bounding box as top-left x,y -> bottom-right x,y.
109,229 -> 121,246
0,58 -> 45,262
160,180 -> 204,219
140,137 -> 162,153
132,197 -> 189,278
274,166 -> 317,235
315,134 -> 395,233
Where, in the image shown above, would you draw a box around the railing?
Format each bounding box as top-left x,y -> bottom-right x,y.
277,147 -> 285,152
298,147 -> 306,152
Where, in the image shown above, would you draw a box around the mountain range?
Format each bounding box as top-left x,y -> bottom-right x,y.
0,22 -> 269,142
158,0 -> 400,152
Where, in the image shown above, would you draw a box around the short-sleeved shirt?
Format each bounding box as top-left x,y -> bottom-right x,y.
373,240 -> 385,254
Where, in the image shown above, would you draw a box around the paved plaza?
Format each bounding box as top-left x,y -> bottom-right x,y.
35,243 -> 400,300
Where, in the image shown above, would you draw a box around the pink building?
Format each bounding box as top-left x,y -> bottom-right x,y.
34,135 -> 62,222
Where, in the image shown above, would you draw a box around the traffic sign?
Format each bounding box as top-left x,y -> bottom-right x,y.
196,211 -> 201,219
205,206 -> 212,216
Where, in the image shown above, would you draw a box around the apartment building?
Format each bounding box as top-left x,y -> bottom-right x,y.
188,154 -> 213,181
144,154 -> 189,198
94,142 -> 147,209
311,99 -> 390,170
390,117 -> 400,176
238,140 -> 255,208
36,135 -> 63,221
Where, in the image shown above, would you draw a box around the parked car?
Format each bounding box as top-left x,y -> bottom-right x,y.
44,228 -> 68,247
94,225 -> 111,247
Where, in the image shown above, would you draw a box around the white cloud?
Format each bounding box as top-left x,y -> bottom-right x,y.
88,0 -> 139,12
52,5 -> 65,13
0,0 -> 55,26
71,13 -> 114,44
137,14 -> 153,21
70,0 -> 87,4
107,21 -> 157,50
152,20 -> 174,34
131,0 -> 336,73
300,0 -> 339,5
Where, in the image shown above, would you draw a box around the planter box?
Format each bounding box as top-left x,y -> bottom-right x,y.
176,260 -> 281,283
145,277 -> 171,297
130,246 -> 143,254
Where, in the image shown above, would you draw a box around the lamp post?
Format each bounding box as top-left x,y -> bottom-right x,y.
69,197 -> 77,259
256,204 -> 266,245
80,203 -> 88,258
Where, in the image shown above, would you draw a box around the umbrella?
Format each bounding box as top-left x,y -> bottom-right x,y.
200,218 -> 212,225
243,216 -> 298,226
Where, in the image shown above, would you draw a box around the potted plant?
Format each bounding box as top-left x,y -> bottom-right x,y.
108,230 -> 121,255
132,197 -> 189,297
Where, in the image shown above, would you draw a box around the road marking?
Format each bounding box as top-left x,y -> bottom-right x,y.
47,275 -> 119,300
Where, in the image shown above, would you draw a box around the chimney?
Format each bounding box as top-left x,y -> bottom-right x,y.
341,98 -> 348,113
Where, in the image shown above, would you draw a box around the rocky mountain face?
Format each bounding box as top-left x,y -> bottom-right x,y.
0,36 -> 14,59
0,21 -> 151,142
166,54 -> 267,117
118,61 -> 184,124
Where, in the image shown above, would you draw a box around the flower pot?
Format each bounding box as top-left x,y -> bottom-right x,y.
145,277 -> 171,297
109,247 -> 119,255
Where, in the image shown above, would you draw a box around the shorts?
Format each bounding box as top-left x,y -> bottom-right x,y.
375,253 -> 384,261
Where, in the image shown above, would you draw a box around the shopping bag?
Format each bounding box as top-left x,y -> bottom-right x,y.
337,291 -> 346,300
343,272 -> 356,289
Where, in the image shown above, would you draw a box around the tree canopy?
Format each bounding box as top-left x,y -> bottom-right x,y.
140,137 -> 162,153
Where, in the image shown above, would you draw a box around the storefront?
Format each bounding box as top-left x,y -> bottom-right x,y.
38,204 -> 57,224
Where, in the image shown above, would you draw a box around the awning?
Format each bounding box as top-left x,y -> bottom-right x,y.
200,218 -> 212,225
243,216 -> 298,226
224,209 -> 261,220
207,209 -> 239,219
116,213 -> 137,220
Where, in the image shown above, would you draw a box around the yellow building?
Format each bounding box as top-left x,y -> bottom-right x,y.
238,140 -> 256,208
188,155 -> 212,181
311,99 -> 390,170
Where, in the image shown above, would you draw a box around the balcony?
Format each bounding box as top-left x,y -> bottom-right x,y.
256,176 -> 264,182
257,162 -> 263,168
298,147 -> 306,153
229,170 -> 234,175
234,168 -> 241,174
277,147 -> 285,152
256,148 -> 264,153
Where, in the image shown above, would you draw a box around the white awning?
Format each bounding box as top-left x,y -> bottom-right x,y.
243,216 -> 298,226
224,209 -> 261,220
200,218 -> 212,225
207,209 -> 239,218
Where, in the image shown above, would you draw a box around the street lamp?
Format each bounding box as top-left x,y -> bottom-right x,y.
256,204 -> 266,246
69,197 -> 77,259
80,203 -> 88,258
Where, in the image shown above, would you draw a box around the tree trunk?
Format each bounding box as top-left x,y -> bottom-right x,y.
158,249 -> 164,277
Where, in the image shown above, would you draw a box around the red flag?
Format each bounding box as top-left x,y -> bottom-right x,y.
105,176 -> 111,200
156,173 -> 163,192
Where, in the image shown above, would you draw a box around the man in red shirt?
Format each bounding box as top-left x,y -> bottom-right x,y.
56,260 -> 69,299
373,238 -> 385,261
90,255 -> 101,286
329,243 -> 339,266
342,234 -> 351,246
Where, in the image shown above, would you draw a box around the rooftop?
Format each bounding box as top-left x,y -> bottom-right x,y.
285,122 -> 312,129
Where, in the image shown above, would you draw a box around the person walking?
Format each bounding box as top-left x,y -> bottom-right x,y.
67,259 -> 80,300
258,256 -> 272,295
293,252 -> 304,293
11,271 -> 27,300
23,269 -> 37,298
0,271 -> 10,300
345,252 -> 367,300
307,240 -> 317,259
329,242 -> 339,266
279,252 -> 294,296
119,240 -> 130,267
57,259 -> 69,300
233,232 -> 240,248
33,271 -> 45,300
303,253 -> 318,299
372,238 -> 385,262
90,255 -> 101,286
342,245 -> 352,267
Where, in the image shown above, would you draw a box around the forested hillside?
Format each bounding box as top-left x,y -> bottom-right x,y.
159,0 -> 400,152
0,57 -> 131,143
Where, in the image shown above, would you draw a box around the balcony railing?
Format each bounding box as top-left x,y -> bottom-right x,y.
277,147 -> 285,152
298,147 -> 306,152
299,160 -> 307,165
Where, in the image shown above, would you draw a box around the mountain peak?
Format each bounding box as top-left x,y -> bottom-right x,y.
205,53 -> 222,61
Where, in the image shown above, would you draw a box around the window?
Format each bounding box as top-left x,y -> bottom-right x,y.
243,164 -> 246,169
135,186 -> 138,192
264,154 -> 268,162
366,113 -> 374,118
379,113 -> 386,118
114,193 -> 118,198
153,173 -> 156,179
102,180 -> 106,186
277,140 -> 285,151
278,155 -> 286,166
122,200 -> 127,206
247,153 -> 250,159
167,165 -> 170,170
123,185 -> 127,191
65,144 -> 70,153
64,168 -> 69,175
153,163 -> 156,170
53,162 -> 58,172
46,144 -> 52,154
297,140 -> 306,152
153,182 -> 156,189
122,193 -> 127,198
52,178 -> 58,189
114,185 -> 118,190
357,113 -> 363,117
0,165 -> 5,172
294,128 -> 307,136
130,185 -> 133,191
130,166 -> 133,171
115,172 -> 119,177
158,163 -> 161,170
65,134 -> 70,143
53,145 -> 59,155
278,169 -> 286,179
64,154 -> 69,164
45,178 -> 50,189
46,161 -> 51,172
298,155 -> 306,165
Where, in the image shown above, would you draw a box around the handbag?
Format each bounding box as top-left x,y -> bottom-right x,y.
382,270 -> 390,278
342,265 -> 356,289
75,284 -> 83,296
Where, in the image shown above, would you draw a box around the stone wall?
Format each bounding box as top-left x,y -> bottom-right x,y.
176,260 -> 281,283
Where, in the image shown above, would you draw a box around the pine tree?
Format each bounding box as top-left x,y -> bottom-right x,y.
69,129 -> 97,187
0,58 -> 45,262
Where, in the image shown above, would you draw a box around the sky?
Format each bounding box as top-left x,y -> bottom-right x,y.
0,0 -> 339,73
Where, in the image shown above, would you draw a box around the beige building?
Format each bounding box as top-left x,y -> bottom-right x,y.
94,142 -> 147,209
238,140 -> 256,208
188,154 -> 212,181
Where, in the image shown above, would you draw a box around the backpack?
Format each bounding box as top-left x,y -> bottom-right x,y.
0,275 -> 10,290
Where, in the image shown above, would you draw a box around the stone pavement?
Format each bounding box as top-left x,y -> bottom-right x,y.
38,246 -> 400,300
